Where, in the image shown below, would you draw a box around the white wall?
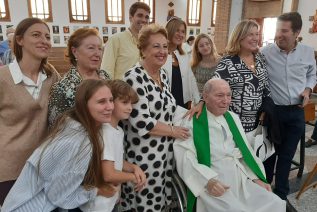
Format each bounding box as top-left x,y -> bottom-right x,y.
3,0 -> 314,50
1,0 -> 217,46
297,0 -> 317,50
3,0 -> 171,47
229,0 -> 243,35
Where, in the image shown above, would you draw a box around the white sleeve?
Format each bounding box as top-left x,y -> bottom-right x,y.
173,118 -> 218,197
102,126 -> 115,161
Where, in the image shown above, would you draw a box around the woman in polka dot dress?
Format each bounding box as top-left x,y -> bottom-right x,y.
122,24 -> 190,211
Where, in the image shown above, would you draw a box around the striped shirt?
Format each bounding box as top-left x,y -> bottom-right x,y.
2,119 -> 97,212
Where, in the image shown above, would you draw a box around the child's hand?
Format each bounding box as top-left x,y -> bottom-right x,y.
97,183 -> 118,197
132,165 -> 147,191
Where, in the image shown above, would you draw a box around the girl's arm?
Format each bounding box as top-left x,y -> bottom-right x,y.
102,160 -> 136,185
123,161 -> 147,191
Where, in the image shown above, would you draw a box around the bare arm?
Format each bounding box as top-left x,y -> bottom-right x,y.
148,121 -> 190,140
102,160 -> 135,185
123,161 -> 147,191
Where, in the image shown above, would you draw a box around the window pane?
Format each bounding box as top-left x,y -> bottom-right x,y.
211,0 -> 217,26
187,0 -> 201,25
263,17 -> 277,46
0,0 -> 10,20
29,0 -> 51,21
106,0 -> 123,23
71,0 -> 89,21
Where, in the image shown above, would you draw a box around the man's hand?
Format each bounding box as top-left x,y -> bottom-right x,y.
300,88 -> 311,107
184,101 -> 204,120
252,179 -> 272,192
206,179 -> 230,197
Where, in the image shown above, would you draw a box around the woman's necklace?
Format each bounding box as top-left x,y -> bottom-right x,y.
240,55 -> 255,72
148,72 -> 161,85
171,52 -> 179,66
141,61 -> 162,88
152,75 -> 161,85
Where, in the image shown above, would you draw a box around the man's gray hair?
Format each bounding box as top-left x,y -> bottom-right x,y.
203,78 -> 228,95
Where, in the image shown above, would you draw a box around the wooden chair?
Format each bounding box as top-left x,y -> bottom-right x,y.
296,163 -> 317,199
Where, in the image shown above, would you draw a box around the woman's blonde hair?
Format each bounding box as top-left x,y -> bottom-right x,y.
225,19 -> 259,56
191,33 -> 219,69
165,17 -> 186,55
138,24 -> 168,58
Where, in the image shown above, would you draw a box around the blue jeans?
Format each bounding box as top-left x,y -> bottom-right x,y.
263,105 -> 305,200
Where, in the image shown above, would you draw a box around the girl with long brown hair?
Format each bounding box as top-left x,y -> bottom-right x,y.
2,79 -> 116,211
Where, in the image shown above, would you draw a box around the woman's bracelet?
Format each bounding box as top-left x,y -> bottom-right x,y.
169,125 -> 174,136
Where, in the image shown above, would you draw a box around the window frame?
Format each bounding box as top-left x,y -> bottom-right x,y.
68,0 -> 91,23
211,0 -> 217,27
138,0 -> 155,23
0,0 -> 10,22
27,0 -> 53,22
186,0 -> 202,27
105,0 -> 125,24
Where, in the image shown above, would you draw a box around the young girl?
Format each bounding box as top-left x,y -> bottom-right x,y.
191,33 -> 220,94
2,79 -> 116,211
81,79 -> 147,212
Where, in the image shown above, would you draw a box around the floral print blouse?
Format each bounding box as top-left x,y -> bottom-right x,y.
48,66 -> 110,127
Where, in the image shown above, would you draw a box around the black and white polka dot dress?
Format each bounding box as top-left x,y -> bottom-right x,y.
122,63 -> 176,211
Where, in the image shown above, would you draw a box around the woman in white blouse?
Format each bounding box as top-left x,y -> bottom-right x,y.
0,18 -> 59,205
163,17 -> 200,109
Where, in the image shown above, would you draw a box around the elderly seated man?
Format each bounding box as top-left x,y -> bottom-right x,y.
173,79 -> 285,212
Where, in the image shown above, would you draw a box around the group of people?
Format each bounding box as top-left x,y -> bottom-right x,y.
0,1 -> 316,211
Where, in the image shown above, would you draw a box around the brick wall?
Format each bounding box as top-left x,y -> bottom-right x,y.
243,0 -> 283,18
214,0 -> 232,54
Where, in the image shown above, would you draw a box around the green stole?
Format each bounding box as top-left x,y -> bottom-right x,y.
187,106 -> 267,212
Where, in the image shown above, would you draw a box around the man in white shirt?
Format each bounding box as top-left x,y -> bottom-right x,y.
261,12 -> 316,203
173,79 -> 285,212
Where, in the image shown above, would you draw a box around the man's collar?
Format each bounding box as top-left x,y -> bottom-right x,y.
274,41 -> 298,53
127,28 -> 138,44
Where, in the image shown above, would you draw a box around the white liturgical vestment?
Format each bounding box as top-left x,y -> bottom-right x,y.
173,110 -> 285,212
